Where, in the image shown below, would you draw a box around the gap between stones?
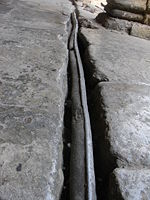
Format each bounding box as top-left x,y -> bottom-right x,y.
60,14 -> 73,200
78,30 -> 113,200
61,10 -> 97,200
61,8 -> 109,200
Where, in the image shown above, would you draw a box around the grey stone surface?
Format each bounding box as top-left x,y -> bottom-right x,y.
0,0 -> 73,199
96,13 -> 133,33
96,13 -> 150,40
91,82 -> 150,175
80,27 -> 150,86
144,14 -> 150,25
97,0 -> 150,38
148,0 -> 150,14
105,6 -> 144,22
131,23 -> 150,40
76,1 -> 100,29
78,3 -> 150,199
109,168 -> 150,200
106,0 -> 147,13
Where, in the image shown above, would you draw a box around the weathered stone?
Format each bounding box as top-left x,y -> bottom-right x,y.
144,14 -> 150,25
96,13 -> 132,33
96,13 -> 150,40
109,168 -> 150,200
105,7 -> 144,22
0,0 -> 73,199
131,23 -> 150,40
148,0 -> 150,14
106,0 -> 147,13
80,27 -> 150,87
91,82 -> 150,177
98,0 -> 150,36
77,3 -> 99,28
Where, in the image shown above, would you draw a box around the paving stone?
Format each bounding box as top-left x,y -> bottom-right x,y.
80,27 -> 150,87
91,82 -> 150,177
0,0 -> 73,199
109,168 -> 150,200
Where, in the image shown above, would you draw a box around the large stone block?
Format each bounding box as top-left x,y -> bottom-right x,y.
80,27 -> 150,87
96,13 -> 132,33
131,23 -> 150,40
148,0 -> 150,14
109,168 -> 150,200
105,7 -> 144,22
96,13 -> 150,40
0,0 -> 73,199
144,14 -> 150,25
91,82 -> 150,177
106,0 -> 147,13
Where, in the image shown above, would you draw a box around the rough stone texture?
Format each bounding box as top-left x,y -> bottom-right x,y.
0,0 -> 73,199
144,14 -> 150,25
131,22 -> 150,39
105,7 -> 144,22
76,1 -> 100,29
96,0 -> 150,39
148,0 -> 150,14
78,18 -> 150,198
96,13 -> 150,40
96,13 -> 133,33
77,0 -> 107,9
106,0 -> 147,13
91,82 -> 150,175
80,27 -> 150,87
109,168 -> 150,200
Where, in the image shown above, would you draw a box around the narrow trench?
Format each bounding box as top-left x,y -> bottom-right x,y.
78,32 -> 110,200
60,15 -> 73,200
60,59 -> 72,200
60,12 -> 99,200
61,10 -> 101,200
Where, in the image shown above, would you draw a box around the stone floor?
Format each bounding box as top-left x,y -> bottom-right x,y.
0,0 -> 150,199
0,0 -> 73,199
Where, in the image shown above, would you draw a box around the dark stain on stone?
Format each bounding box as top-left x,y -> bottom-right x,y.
2,40 -> 18,45
0,0 -> 13,14
24,117 -> 32,124
51,69 -> 57,72
16,163 -> 22,172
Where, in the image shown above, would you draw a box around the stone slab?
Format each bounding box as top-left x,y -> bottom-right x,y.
0,0 -> 73,199
91,82 -> 150,176
106,0 -> 147,13
144,14 -> 150,25
80,27 -> 150,87
96,13 -> 150,40
105,7 -> 144,22
131,22 -> 150,40
148,0 -> 150,14
96,13 -> 133,33
109,168 -> 150,200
